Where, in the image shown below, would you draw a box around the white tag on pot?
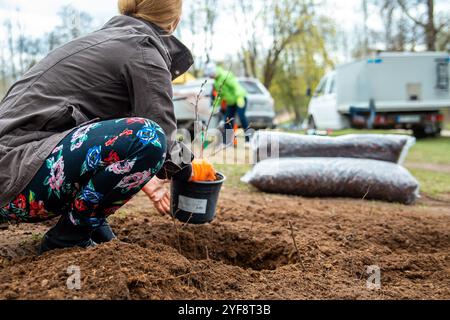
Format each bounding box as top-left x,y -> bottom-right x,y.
178,196 -> 208,214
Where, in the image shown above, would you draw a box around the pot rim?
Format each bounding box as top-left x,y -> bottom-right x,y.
188,172 -> 227,185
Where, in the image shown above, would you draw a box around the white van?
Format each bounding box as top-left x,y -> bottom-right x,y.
307,52 -> 450,137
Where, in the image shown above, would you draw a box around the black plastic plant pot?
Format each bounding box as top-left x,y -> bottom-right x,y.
171,172 -> 226,225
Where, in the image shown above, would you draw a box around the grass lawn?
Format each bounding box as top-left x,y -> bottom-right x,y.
409,168 -> 450,198
407,137 -> 450,165
213,163 -> 252,190
329,129 -> 409,136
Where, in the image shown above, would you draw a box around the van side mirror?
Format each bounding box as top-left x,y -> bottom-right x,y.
306,87 -> 312,97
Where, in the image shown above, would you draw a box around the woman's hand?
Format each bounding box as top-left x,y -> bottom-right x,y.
153,192 -> 171,216
142,177 -> 171,216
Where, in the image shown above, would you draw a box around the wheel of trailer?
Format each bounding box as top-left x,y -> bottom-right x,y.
413,127 -> 441,139
413,127 -> 427,139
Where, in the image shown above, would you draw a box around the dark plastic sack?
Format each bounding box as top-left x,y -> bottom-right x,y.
242,158 -> 419,204
252,132 -> 415,164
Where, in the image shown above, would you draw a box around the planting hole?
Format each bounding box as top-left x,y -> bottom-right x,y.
116,222 -> 298,271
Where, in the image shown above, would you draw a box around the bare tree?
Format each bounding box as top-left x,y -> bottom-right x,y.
261,0 -> 312,89
15,8 -> 27,75
180,0 -> 219,76
203,0 -> 219,62
46,5 -> 94,51
4,19 -> 17,80
181,0 -> 202,76
379,0 -> 396,50
397,0 -> 449,51
379,1 -> 412,51
232,0 -> 261,78
362,0 -> 370,56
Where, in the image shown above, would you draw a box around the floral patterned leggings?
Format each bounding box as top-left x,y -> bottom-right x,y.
0,118 -> 167,227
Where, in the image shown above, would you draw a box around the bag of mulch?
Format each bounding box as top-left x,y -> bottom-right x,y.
241,158 -> 420,204
252,131 -> 415,164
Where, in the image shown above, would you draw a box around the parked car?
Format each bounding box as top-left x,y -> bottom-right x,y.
172,77 -> 276,132
306,52 -> 450,138
239,78 -> 276,129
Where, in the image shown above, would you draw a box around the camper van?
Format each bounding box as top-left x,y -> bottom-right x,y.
306,52 -> 450,137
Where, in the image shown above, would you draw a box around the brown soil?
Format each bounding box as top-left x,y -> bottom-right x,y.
0,186 -> 449,300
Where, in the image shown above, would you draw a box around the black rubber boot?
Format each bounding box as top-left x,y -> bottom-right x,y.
39,214 -> 96,254
91,220 -> 116,244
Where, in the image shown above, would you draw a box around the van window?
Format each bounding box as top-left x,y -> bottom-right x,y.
314,77 -> 328,96
436,60 -> 449,91
328,76 -> 336,94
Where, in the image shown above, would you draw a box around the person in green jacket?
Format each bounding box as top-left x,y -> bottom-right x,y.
204,63 -> 250,144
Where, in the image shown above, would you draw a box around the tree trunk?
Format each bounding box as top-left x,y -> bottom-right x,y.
248,48 -> 258,78
362,0 -> 370,56
239,51 -> 250,77
263,56 -> 277,89
397,0 -> 438,51
294,109 -> 303,125
263,46 -> 285,89
425,0 -> 436,51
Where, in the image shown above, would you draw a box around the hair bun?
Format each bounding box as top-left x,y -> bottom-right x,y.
118,0 -> 137,15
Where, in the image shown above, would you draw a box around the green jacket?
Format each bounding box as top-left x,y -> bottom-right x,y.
214,67 -> 247,107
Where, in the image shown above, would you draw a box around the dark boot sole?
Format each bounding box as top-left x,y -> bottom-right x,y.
39,235 -> 96,255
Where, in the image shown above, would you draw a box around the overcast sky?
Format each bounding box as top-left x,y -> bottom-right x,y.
0,0 -> 448,63
0,0 -> 117,34
0,0 -> 366,34
0,0 -> 368,60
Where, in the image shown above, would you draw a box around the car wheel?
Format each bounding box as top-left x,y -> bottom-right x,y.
307,115 -> 317,130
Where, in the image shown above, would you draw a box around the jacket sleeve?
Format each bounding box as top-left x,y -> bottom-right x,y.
227,74 -> 246,99
122,45 -> 193,180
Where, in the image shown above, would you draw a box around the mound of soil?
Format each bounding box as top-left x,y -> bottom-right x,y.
0,186 -> 449,300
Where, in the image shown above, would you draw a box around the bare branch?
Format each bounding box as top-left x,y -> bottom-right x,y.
437,19 -> 450,33
397,0 -> 427,27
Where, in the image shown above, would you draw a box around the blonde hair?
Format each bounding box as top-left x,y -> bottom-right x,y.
118,0 -> 182,32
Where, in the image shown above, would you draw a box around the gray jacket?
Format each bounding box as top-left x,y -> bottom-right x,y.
0,15 -> 194,207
